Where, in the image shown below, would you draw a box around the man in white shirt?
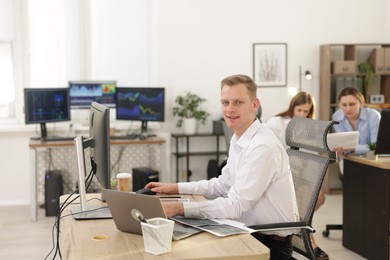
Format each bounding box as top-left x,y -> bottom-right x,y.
146,74 -> 296,259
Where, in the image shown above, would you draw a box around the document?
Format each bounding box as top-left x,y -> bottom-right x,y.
326,131 -> 359,150
170,216 -> 254,237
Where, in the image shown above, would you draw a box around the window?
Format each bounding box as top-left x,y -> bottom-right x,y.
0,42 -> 15,119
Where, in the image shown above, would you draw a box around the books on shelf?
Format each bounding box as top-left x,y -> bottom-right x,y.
170,216 -> 254,237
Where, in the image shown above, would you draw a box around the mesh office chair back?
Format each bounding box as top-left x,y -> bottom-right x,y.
250,117 -> 336,259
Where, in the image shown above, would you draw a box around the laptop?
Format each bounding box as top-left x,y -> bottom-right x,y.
102,188 -> 202,240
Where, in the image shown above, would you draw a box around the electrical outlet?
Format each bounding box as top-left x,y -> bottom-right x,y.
370,95 -> 385,104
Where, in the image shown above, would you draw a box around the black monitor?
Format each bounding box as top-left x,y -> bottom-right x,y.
24,88 -> 70,139
69,80 -> 116,109
71,102 -> 112,220
375,109 -> 390,156
116,87 -> 165,134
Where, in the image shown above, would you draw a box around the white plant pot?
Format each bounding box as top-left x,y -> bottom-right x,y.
183,118 -> 197,135
366,150 -> 377,160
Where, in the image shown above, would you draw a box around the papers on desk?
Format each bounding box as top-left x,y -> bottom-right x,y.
170,216 -> 254,237
160,197 -> 190,204
327,131 -> 359,150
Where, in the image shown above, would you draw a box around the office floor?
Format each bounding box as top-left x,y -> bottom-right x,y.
0,194 -> 365,260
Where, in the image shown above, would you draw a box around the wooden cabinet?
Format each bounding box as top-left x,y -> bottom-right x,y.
319,44 -> 390,120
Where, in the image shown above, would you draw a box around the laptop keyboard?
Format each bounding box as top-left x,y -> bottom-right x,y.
173,229 -> 192,240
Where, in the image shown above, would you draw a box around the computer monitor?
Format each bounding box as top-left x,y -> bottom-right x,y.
375,109 -> 390,156
24,88 -> 70,139
71,102 -> 112,220
69,80 -> 116,109
116,87 -> 165,134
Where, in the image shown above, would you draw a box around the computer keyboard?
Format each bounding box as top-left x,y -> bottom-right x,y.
39,136 -> 76,142
111,134 -> 139,140
173,229 -> 192,240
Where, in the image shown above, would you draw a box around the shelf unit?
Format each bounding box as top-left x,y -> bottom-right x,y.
319,43 -> 390,120
171,133 -> 227,182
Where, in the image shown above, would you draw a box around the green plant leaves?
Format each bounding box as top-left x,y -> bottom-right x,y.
172,92 -> 210,127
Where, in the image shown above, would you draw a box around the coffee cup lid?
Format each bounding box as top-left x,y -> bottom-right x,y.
116,173 -> 132,179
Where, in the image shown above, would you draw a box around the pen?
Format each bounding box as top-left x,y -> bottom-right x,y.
158,195 -> 184,199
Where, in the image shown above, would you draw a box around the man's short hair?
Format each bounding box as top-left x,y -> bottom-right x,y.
220,74 -> 257,100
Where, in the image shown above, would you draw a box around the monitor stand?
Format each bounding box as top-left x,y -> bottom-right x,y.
70,135 -> 112,220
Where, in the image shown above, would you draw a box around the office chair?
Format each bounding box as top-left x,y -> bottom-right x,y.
222,121 -> 233,155
249,117 -> 337,259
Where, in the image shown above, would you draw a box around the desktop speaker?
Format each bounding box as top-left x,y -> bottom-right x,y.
132,167 -> 159,192
45,171 -> 63,217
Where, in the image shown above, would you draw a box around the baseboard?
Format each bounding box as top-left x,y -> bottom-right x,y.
0,199 -> 29,206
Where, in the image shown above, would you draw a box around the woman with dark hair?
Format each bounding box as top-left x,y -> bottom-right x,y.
266,91 -> 315,149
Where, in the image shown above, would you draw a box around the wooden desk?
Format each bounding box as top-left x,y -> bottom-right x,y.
342,155 -> 390,259
59,194 -> 269,259
29,137 -> 165,221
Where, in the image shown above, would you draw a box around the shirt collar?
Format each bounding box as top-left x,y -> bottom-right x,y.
339,107 -> 367,122
231,118 -> 261,149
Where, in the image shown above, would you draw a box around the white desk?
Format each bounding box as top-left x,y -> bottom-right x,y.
29,137 -> 166,221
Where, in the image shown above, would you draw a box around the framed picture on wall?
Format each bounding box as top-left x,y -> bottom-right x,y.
253,43 -> 287,87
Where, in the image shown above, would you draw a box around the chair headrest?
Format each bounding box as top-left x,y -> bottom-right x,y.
286,117 -> 336,157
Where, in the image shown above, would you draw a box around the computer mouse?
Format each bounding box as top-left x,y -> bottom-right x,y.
135,188 -> 156,195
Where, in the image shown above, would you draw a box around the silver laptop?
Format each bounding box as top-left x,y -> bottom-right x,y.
102,188 -> 202,240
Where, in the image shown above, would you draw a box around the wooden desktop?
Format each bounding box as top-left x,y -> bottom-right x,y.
59,194 -> 270,259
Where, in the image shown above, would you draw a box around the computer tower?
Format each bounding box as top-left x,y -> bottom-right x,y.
132,167 -> 159,192
207,159 -> 226,180
45,171 -> 63,216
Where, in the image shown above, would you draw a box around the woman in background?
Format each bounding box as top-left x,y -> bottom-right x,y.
266,91 -> 329,260
332,87 -> 381,155
266,91 -> 315,148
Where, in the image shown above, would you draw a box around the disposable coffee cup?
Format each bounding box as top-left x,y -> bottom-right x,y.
141,217 -> 174,255
116,173 -> 132,192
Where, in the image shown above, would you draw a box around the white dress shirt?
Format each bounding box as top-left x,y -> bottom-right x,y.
178,119 -> 296,236
265,116 -> 291,149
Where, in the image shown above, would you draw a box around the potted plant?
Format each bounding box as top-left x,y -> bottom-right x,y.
358,62 -> 375,100
172,91 -> 210,134
366,141 -> 377,160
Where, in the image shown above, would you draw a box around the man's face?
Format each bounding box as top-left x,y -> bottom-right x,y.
220,83 -> 259,137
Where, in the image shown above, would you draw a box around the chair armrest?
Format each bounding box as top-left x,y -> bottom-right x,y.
249,221 -> 315,233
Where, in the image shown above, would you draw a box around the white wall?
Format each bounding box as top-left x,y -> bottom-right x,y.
149,0 -> 389,127
0,0 -> 389,205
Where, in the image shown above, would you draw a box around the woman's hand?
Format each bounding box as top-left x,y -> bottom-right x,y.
333,147 -> 355,156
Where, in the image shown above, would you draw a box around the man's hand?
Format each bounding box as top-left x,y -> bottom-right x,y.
163,203 -> 184,217
145,182 -> 179,195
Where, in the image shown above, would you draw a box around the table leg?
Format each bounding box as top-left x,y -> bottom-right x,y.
30,148 -> 37,221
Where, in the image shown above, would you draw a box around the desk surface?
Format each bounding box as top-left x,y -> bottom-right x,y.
29,136 -> 165,148
342,154 -> 390,170
60,194 -> 269,260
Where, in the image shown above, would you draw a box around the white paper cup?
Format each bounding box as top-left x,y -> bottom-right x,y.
141,217 -> 174,255
116,173 -> 132,192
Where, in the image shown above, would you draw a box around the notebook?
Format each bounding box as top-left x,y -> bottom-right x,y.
101,188 -> 202,240
327,131 -> 359,150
